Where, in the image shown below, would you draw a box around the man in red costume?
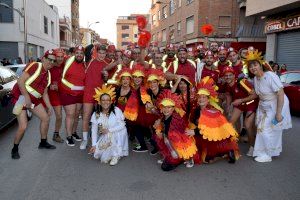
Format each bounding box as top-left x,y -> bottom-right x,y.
49,48 -> 65,143
11,50 -> 57,159
60,46 -> 86,146
201,51 -> 220,83
80,44 -> 108,149
209,42 -> 219,56
166,47 -> 196,84
215,46 -> 231,74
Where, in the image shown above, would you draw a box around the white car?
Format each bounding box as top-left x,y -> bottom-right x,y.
5,64 -> 26,76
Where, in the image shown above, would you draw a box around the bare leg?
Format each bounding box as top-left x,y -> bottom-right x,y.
53,106 -> 62,133
13,110 -> 28,144
229,107 -> 242,129
31,104 -> 50,139
82,103 -> 94,132
72,103 -> 82,134
63,104 -> 76,137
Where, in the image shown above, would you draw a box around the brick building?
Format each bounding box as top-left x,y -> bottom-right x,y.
150,0 -> 266,50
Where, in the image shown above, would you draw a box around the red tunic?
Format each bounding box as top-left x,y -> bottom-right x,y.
48,63 -> 63,106
11,63 -> 49,106
217,61 -> 230,74
225,80 -> 258,112
84,59 -> 107,103
232,61 -> 244,78
168,61 -> 196,83
60,61 -> 85,97
201,66 -> 220,83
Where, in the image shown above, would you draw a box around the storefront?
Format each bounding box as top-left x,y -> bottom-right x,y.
265,14 -> 300,70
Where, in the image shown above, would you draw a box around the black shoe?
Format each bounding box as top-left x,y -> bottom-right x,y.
66,137 -> 75,147
72,133 -> 82,142
132,146 -> 148,153
150,148 -> 158,155
228,150 -> 236,164
11,150 -> 20,159
161,161 -> 177,171
38,141 -> 56,149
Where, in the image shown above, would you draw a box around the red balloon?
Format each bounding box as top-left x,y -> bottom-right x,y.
201,24 -> 214,36
138,30 -> 151,48
136,15 -> 147,30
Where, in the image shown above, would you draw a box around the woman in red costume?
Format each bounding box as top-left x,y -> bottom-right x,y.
153,90 -> 198,171
191,76 -> 239,164
124,65 -> 154,152
223,66 -> 258,156
49,48 -> 65,143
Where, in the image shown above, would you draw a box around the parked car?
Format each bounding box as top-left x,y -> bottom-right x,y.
5,64 -> 26,76
0,66 -> 32,130
279,71 -> 300,114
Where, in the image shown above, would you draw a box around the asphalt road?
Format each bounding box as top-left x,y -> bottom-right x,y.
0,116 -> 299,200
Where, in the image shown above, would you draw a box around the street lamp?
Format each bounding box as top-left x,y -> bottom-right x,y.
0,0 -> 27,63
87,21 -> 100,45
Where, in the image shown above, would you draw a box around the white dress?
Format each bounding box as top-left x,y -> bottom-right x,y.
253,71 -> 292,157
91,107 -> 129,163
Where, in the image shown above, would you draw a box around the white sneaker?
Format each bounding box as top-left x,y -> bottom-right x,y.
110,157 -> 119,166
80,140 -> 88,150
157,159 -> 163,164
246,146 -> 254,157
254,155 -> 272,163
185,159 -> 194,168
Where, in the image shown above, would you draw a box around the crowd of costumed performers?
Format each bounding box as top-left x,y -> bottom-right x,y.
9,15 -> 292,171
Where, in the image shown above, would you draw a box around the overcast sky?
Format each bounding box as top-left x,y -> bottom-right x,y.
79,0 -> 151,44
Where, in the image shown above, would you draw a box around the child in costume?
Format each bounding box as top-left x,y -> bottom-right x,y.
191,76 -> 240,164
153,90 -> 198,171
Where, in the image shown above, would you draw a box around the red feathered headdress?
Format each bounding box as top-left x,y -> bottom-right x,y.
136,15 -> 147,30
117,67 -> 132,81
138,30 -> 151,48
157,90 -> 185,117
201,24 -> 214,36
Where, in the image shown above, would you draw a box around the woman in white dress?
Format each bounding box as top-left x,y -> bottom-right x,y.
247,50 -> 292,162
89,85 -> 128,165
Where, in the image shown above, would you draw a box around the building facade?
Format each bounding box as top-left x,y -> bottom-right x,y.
149,0 -> 267,50
79,28 -> 101,47
0,0 -> 59,63
246,0 -> 300,69
116,14 -> 150,49
46,0 -> 80,47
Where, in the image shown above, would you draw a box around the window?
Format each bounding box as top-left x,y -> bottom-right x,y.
44,16 -> 48,34
51,21 -> 54,37
152,14 -> 156,25
122,33 -> 129,38
40,46 -> 44,58
121,25 -> 129,30
219,16 -> 231,28
186,16 -> 194,34
186,0 -> 193,5
0,0 -> 13,23
169,25 -> 175,41
158,11 -> 161,20
170,0 -> 175,15
178,0 -> 182,7
162,6 -> 167,19
121,42 -> 129,46
152,33 -> 156,42
134,34 -> 138,38
162,29 -> 167,42
177,21 -> 181,36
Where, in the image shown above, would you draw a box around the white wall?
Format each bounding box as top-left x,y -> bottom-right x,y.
0,0 -> 60,62
45,0 -> 71,19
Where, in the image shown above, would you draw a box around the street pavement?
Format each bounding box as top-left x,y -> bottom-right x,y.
0,115 -> 299,200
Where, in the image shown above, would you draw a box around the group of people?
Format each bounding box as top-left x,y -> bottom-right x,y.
10,41 -> 292,171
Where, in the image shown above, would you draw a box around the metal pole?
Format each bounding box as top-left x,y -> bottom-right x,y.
23,0 -> 27,63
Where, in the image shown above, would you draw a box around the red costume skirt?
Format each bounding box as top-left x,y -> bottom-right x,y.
83,87 -> 96,104
60,93 -> 83,106
48,90 -> 61,106
235,100 -> 258,113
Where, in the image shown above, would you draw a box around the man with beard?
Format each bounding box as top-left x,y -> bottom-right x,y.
11,50 -> 57,159
194,44 -> 206,83
145,42 -> 159,65
60,46 -> 86,146
166,47 -> 196,84
209,42 -> 219,56
152,52 -> 167,72
215,46 -> 231,74
162,44 -> 178,69
201,51 -> 220,83
227,47 -> 245,78
49,48 -> 65,143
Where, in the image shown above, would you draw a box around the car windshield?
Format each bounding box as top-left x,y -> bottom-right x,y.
286,73 -> 300,85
